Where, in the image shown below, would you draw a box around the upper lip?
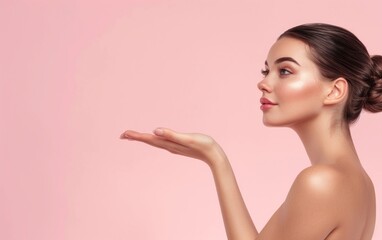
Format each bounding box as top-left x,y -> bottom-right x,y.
260,97 -> 277,105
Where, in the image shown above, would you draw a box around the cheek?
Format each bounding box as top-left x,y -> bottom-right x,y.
276,77 -> 322,103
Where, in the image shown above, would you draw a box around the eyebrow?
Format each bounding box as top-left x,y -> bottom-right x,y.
264,57 -> 301,66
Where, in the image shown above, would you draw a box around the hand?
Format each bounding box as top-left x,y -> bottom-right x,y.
120,128 -> 228,167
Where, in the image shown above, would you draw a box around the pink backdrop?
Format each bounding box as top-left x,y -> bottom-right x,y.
1,0 -> 381,239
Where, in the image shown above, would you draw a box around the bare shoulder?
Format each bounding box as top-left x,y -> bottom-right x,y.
282,165 -> 349,226
258,166 -> 349,239
258,164 -> 375,239
288,165 -> 345,200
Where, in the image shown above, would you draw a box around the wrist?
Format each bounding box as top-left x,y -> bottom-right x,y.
208,153 -> 231,173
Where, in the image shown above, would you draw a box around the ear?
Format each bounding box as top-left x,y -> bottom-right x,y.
323,77 -> 348,105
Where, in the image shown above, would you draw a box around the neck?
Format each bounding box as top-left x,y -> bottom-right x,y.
291,116 -> 359,166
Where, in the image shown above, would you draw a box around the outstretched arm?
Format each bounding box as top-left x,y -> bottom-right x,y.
121,128 -> 259,240
121,128 -> 342,240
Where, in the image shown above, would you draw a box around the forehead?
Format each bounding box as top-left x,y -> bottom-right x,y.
266,37 -> 313,65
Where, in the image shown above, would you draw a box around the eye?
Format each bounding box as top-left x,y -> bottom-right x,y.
261,69 -> 269,76
279,68 -> 292,76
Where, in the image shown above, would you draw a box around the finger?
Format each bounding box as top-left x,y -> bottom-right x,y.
121,130 -> 193,155
154,128 -> 217,151
139,137 -> 203,160
121,129 -> 179,149
120,130 -> 142,140
120,130 -> 161,143
153,128 -> 194,146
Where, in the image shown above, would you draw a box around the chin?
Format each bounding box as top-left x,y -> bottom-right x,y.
262,118 -> 285,127
262,115 -> 302,128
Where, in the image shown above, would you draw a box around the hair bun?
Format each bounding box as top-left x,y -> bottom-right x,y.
364,55 -> 382,112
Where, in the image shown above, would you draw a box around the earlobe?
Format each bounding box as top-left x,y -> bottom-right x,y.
323,77 -> 348,105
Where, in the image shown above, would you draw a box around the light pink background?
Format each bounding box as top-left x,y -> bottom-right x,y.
1,0 -> 381,239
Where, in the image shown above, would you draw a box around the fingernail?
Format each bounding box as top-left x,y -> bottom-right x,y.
154,128 -> 164,136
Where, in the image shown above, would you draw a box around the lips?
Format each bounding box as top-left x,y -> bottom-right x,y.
260,97 -> 276,105
260,97 -> 277,110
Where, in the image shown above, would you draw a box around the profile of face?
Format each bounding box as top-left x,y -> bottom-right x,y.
258,37 -> 332,128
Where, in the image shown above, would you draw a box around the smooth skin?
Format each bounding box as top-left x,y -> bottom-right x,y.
121,37 -> 376,240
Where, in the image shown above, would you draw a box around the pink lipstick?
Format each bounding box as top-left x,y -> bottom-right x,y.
260,97 -> 277,111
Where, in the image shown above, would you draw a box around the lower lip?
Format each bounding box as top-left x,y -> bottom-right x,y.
260,104 -> 276,111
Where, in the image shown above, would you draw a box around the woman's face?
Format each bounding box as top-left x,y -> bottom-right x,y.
258,37 -> 329,127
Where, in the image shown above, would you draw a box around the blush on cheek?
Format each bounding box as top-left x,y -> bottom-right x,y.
277,77 -> 321,103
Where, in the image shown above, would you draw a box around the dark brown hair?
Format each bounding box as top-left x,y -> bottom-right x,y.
279,23 -> 382,123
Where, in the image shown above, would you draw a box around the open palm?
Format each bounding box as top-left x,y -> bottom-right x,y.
121,128 -> 227,167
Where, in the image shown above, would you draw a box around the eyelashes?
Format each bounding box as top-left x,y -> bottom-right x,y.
280,69 -> 292,75
261,68 -> 292,77
261,69 -> 269,76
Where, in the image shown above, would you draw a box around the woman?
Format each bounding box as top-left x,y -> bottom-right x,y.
121,23 -> 382,239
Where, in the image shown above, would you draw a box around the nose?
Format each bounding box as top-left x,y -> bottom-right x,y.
257,78 -> 271,93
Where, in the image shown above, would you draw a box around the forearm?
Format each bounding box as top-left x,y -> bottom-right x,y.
210,158 -> 259,240
121,129 -> 258,239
